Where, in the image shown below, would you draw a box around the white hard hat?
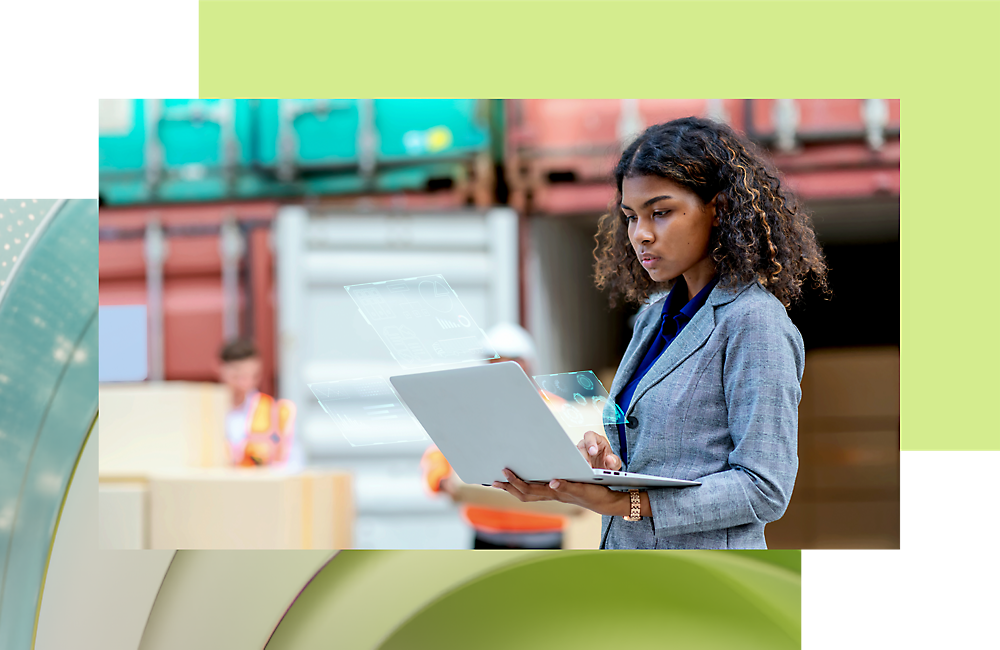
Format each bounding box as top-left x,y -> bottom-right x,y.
485,322 -> 537,363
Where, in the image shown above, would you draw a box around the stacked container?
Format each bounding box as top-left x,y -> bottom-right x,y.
99,99 -> 498,207
505,98 -> 900,216
98,202 -> 279,395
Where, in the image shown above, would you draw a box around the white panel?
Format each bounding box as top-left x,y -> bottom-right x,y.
305,250 -> 489,286
36,422 -> 175,650
487,208 -> 520,325
306,290 -> 396,364
279,208 -> 519,548
308,215 -> 489,248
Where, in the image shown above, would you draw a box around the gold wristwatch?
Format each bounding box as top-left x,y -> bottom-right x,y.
623,490 -> 642,521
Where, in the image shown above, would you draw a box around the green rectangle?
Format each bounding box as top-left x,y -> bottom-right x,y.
200,1 -> 1000,450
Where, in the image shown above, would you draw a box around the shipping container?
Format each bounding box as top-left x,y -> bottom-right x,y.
98,202 -> 278,396
506,99 -> 743,188
99,99 -> 260,204
506,99 -> 900,215
275,206 -> 520,549
99,99 -> 499,207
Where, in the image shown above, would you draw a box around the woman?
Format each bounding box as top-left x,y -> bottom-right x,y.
494,116 -> 829,549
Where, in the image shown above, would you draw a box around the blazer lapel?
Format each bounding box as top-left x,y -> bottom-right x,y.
624,281 -> 753,415
625,304 -> 715,414
607,306 -> 662,403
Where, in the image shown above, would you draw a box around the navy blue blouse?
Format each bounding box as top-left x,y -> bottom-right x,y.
614,275 -> 719,467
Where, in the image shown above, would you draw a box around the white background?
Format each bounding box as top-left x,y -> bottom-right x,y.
0,1 -> 197,196
2,1 -> 995,647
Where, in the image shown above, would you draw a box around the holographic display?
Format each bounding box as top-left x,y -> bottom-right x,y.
345,275 -> 499,368
309,376 -> 428,446
532,371 -> 626,442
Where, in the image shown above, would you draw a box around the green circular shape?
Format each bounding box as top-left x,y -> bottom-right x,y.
379,552 -> 799,650
265,550 -> 798,650
266,550 -> 557,650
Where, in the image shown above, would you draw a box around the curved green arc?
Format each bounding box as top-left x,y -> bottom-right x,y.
264,550 -> 556,650
367,550 -> 564,649
376,551 -> 801,650
265,550 -> 800,650
681,551 -> 800,644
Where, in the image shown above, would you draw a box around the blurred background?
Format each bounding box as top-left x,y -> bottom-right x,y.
97,99 -> 899,550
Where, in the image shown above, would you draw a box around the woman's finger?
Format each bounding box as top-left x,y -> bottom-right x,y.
504,469 -> 544,494
581,431 -> 603,459
494,479 -> 533,502
504,469 -> 555,500
605,453 -> 622,470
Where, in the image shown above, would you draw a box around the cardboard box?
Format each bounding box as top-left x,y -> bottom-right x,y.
98,381 -> 230,474
147,468 -> 352,550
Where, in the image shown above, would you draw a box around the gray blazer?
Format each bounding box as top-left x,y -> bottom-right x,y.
600,280 -> 804,549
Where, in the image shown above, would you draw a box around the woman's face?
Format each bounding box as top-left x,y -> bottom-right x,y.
621,174 -> 718,285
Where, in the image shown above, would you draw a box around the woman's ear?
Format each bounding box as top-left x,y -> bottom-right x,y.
708,193 -> 720,227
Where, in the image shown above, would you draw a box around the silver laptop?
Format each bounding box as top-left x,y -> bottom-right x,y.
390,361 -> 700,489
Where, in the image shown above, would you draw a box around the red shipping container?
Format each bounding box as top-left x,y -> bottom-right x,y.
506,99 -> 746,188
507,99 -> 900,215
99,202 -> 279,396
747,99 -> 900,139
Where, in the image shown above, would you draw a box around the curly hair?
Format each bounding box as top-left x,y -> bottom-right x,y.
594,116 -> 829,308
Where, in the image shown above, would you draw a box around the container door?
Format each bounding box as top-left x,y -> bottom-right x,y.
99,99 -> 148,204
376,99 -> 490,162
153,99 -> 255,202
255,99 -> 360,175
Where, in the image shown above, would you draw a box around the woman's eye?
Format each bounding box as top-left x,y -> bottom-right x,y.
653,210 -> 670,217
624,214 -> 637,221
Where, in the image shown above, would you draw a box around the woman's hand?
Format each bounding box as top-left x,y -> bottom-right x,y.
492,469 -> 629,517
576,431 -> 622,470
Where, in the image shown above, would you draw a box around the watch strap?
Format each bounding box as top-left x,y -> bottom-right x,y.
623,489 -> 642,521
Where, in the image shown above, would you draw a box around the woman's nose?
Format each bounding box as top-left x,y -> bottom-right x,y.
635,220 -> 654,243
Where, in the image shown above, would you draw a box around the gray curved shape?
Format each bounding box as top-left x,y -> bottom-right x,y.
0,199 -> 98,649
137,550 -> 335,650
34,418 -> 176,650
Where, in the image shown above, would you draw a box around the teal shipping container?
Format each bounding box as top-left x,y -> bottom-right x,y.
98,99 -> 261,204
98,99 -> 497,205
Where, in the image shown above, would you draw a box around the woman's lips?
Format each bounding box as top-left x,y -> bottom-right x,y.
640,256 -> 659,267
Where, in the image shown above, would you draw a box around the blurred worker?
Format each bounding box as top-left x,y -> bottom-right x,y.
217,338 -> 302,470
421,322 -> 571,549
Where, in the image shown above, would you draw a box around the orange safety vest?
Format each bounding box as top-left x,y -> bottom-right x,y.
238,393 -> 296,467
420,446 -> 565,534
